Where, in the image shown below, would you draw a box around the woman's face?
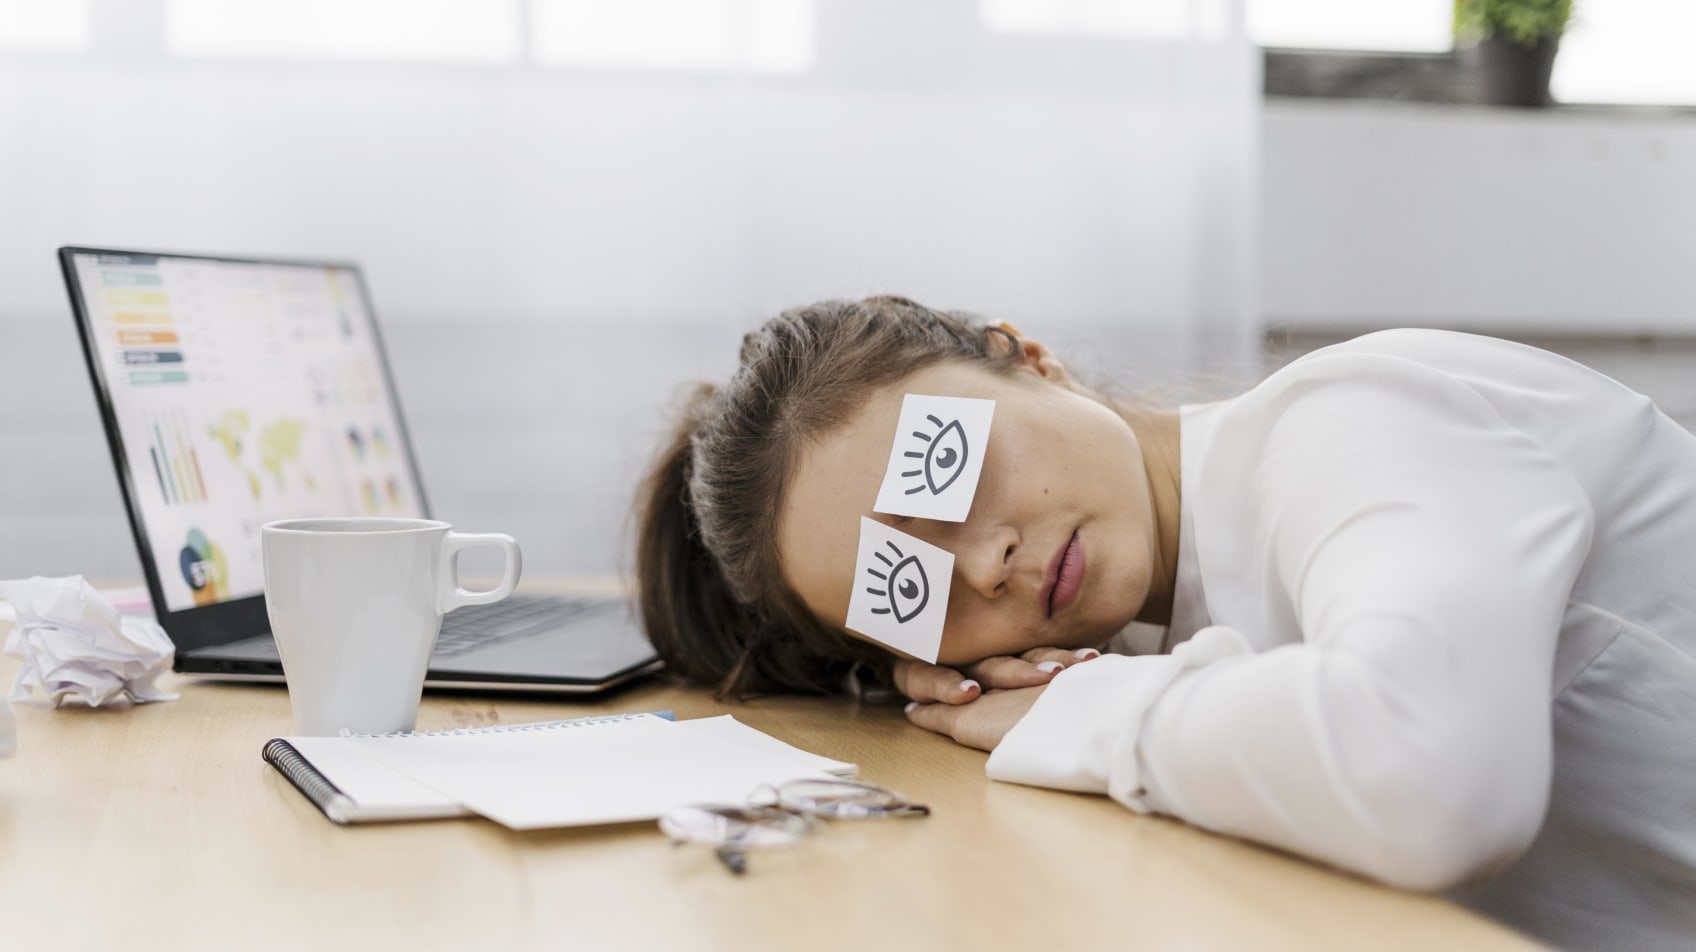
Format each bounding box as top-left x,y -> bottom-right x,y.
776,355 -> 1160,666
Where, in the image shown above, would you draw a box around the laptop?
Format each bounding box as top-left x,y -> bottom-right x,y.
58,246 -> 663,693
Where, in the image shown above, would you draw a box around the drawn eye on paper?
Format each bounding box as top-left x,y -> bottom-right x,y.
874,395 -> 994,524
845,517 -> 952,663
901,414 -> 969,497
864,539 -> 930,623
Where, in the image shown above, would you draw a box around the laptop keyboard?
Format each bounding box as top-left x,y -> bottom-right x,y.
432,594 -> 598,657
235,594 -> 602,662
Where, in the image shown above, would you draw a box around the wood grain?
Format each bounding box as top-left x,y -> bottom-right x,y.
0,598 -> 1547,952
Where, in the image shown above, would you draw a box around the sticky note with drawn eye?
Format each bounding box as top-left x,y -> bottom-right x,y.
872,394 -> 995,524
844,517 -> 954,663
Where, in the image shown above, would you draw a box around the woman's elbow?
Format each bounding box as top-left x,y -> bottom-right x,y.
1351,749 -> 1550,892
1366,805 -> 1543,892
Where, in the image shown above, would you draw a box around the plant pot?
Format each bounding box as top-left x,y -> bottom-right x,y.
1464,34 -> 1561,107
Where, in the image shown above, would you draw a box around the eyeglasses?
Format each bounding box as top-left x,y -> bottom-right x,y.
658,778 -> 931,874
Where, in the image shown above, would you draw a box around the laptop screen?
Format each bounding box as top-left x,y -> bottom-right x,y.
64,250 -> 427,614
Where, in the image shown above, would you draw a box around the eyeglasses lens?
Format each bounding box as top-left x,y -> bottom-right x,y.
776,779 -> 921,818
659,805 -> 812,850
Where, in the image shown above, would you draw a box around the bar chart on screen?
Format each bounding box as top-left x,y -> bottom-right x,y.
148,411 -> 211,507
100,263 -> 191,387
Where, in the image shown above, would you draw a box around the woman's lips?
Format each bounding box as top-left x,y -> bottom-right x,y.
1044,530 -> 1085,619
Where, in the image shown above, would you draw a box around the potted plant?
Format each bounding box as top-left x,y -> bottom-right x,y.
1454,0 -> 1574,107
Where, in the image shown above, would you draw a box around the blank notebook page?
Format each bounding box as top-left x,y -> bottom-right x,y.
345,714 -> 844,830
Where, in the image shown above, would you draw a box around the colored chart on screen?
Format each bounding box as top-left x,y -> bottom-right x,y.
147,412 -> 211,506
209,410 -> 318,501
179,528 -> 229,606
101,266 -> 188,387
69,252 -> 433,612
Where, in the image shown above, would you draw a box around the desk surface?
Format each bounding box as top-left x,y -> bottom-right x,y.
0,592 -> 1546,952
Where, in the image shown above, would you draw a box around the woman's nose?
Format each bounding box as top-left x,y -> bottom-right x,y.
955,523 -> 1019,599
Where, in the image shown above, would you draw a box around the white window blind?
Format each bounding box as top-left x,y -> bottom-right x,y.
1247,0 -> 1449,52
0,0 -> 89,51
164,0 -> 521,64
528,0 -> 813,73
1554,1 -> 1696,105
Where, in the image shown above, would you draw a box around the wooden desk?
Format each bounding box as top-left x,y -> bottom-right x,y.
0,602 -> 1546,952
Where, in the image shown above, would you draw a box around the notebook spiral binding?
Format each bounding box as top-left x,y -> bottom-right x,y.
264,712 -> 670,824
263,737 -> 355,822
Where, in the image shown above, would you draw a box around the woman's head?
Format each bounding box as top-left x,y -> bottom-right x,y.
636,296 -> 1166,697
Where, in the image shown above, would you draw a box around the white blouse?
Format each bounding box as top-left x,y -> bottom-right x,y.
987,329 -> 1696,952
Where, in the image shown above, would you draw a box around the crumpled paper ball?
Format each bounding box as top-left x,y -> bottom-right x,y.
1,575 -> 178,708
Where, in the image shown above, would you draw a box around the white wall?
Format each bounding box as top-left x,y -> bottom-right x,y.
0,2 -> 1260,582
1263,98 -> 1696,334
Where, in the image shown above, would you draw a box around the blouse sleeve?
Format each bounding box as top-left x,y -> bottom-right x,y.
985,359 -> 1595,891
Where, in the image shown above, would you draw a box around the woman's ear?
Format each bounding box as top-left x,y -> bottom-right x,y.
990,322 -> 1074,386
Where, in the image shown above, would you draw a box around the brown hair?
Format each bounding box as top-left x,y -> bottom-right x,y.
635,296 -> 1021,698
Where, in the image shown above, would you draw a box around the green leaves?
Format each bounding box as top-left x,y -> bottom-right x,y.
1454,0 -> 1574,48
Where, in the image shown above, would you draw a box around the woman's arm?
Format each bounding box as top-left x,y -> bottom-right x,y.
972,362 -> 1596,891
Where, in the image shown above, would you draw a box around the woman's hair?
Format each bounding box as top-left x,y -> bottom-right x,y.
635,295 -> 1022,699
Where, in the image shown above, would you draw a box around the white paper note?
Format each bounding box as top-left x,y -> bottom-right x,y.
844,518 -> 953,663
351,715 -> 839,830
873,394 -> 995,523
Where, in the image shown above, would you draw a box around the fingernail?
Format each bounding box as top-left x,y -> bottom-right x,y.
904,701 -> 918,714
1036,661 -> 1064,675
958,679 -> 979,694
1074,648 -> 1101,661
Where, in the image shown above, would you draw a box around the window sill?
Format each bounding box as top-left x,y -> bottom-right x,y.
1262,48 -> 1696,116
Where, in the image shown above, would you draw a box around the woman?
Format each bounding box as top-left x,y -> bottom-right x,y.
636,296 -> 1696,951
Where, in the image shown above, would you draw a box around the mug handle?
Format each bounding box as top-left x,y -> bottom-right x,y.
438,532 -> 523,613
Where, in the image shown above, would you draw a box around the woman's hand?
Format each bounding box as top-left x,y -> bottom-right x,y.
904,685 -> 1048,751
891,647 -> 1100,705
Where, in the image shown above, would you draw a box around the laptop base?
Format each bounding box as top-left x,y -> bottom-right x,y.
179,594 -> 664,694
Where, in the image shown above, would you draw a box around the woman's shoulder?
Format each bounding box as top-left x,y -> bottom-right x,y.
1236,328 -> 1645,430
1188,328 -> 1609,563
1272,328 -> 1593,387
1184,327 -> 1644,503
1183,328 -> 1663,542
1224,329 -> 1528,431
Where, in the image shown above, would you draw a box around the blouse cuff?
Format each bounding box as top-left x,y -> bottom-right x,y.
985,626 -> 1253,811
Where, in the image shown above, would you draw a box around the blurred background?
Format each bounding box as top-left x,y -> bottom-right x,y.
1,0 -> 1691,583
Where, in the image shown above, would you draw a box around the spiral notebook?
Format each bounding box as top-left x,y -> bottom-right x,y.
263,712 -> 855,830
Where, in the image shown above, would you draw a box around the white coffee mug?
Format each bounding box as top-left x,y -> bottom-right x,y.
261,517 -> 521,736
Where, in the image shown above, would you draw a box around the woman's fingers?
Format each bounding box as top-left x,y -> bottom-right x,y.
892,648 -> 1103,701
960,647 -> 1103,690
959,655 -> 1055,689
904,698 -> 990,749
1019,646 -> 1101,668
904,685 -> 1050,752
891,658 -> 982,704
